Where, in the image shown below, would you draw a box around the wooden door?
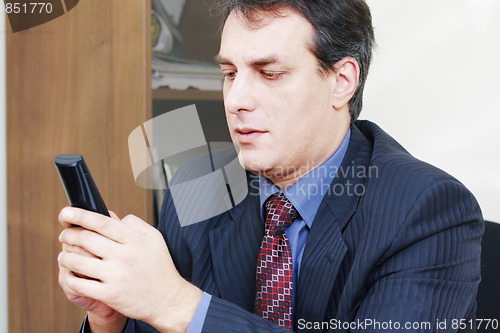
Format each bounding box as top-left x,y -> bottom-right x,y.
6,0 -> 152,331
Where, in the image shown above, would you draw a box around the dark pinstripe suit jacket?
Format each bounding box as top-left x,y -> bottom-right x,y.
137,120 -> 483,332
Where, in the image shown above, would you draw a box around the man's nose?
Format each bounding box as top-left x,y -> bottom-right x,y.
223,73 -> 256,114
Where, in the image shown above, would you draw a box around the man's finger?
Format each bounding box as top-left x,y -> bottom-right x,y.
59,227 -> 115,259
109,210 -> 120,221
58,207 -> 128,243
120,214 -> 153,234
58,251 -> 105,282
63,269 -> 107,304
62,243 -> 97,258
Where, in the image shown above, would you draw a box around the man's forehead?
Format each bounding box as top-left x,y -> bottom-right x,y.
218,8 -> 314,64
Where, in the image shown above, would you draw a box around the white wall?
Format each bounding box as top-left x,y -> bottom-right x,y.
364,0 -> 500,222
0,8 -> 8,333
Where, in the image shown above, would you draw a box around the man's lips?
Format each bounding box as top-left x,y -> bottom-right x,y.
235,128 -> 267,144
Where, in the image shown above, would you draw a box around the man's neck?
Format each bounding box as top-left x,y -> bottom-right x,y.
265,124 -> 350,190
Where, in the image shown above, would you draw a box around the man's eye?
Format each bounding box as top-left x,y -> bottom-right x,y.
261,71 -> 284,80
223,71 -> 237,80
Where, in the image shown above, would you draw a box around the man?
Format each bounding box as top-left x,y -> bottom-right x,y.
57,0 -> 484,332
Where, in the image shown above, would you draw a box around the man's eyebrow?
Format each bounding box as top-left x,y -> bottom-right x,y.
251,56 -> 280,67
214,54 -> 283,67
215,54 -> 232,65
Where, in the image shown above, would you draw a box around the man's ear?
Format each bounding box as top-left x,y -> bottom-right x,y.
331,57 -> 360,110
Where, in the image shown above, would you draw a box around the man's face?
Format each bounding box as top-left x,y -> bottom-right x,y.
218,9 -> 348,186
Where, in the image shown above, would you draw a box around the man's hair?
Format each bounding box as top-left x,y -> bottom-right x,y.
215,0 -> 375,121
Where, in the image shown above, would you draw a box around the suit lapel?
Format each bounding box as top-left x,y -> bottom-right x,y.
295,124 -> 372,325
295,209 -> 347,325
208,174 -> 263,312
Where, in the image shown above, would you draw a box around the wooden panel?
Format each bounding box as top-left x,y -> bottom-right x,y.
7,0 -> 151,332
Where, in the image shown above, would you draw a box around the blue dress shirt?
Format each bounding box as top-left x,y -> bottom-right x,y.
83,128 -> 351,333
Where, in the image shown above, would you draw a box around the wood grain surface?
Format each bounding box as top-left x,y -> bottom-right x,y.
6,0 -> 152,331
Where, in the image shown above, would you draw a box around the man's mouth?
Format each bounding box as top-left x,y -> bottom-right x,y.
235,128 -> 267,144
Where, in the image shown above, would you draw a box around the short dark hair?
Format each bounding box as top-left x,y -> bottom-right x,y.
215,0 -> 375,121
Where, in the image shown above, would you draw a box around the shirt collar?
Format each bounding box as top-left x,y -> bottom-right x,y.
259,127 -> 351,228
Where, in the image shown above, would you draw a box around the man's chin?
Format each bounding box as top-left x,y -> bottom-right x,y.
237,150 -> 289,177
238,160 -> 282,180
237,155 -> 273,175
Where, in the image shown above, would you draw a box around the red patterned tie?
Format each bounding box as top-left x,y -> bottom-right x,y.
255,193 -> 298,330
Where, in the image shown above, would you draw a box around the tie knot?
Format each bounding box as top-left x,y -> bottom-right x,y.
264,193 -> 298,235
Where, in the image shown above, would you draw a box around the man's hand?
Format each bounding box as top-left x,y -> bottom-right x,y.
57,207 -> 202,332
59,243 -> 128,333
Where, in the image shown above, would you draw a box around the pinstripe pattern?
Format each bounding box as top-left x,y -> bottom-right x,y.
133,120 -> 483,333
